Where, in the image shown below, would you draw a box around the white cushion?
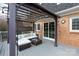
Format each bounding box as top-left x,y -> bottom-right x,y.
17,34 -> 28,39
22,34 -> 29,37
30,36 -> 37,38
18,35 -> 22,39
32,33 -> 36,36
17,32 -> 37,41
26,36 -> 37,39
18,38 -> 31,46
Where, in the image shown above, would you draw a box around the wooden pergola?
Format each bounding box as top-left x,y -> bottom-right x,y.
8,3 -> 58,56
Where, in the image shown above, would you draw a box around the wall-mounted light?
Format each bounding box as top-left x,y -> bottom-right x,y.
61,20 -> 65,24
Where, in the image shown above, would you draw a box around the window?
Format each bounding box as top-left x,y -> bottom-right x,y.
37,24 -> 40,30
35,23 -> 40,31
44,23 -> 48,37
70,16 -> 79,32
34,24 -> 36,31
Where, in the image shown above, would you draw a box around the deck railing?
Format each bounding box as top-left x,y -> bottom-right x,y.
0,31 -> 8,56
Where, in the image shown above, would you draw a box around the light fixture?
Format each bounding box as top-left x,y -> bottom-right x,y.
61,20 -> 65,24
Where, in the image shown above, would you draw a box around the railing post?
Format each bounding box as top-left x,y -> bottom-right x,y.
0,31 -> 2,42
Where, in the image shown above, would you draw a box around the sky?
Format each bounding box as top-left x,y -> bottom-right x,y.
0,3 -> 8,14
0,3 -> 8,20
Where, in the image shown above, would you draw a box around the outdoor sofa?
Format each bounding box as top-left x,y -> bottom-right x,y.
17,32 -> 42,51
17,32 -> 38,51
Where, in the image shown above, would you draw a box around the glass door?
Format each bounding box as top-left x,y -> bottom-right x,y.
49,22 -> 55,38
44,22 -> 55,39
44,23 -> 48,37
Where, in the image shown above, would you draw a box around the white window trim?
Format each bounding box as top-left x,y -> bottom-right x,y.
35,23 -> 40,31
70,16 -> 79,32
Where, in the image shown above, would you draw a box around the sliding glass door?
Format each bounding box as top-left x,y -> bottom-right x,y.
49,22 -> 55,38
44,22 -> 55,39
44,23 -> 48,37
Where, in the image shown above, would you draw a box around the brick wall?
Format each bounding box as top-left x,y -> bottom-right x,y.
58,12 -> 79,47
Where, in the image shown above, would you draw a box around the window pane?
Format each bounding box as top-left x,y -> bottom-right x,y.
49,22 -> 55,38
38,24 -> 40,30
44,23 -> 48,37
34,24 -> 36,30
72,18 -> 79,30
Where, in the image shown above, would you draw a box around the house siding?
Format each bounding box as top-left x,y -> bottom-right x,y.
58,12 -> 79,47
35,19 -> 47,39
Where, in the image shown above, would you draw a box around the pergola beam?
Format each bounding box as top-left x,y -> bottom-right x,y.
16,19 -> 33,23
20,3 -> 57,18
16,4 -> 53,22
16,15 -> 46,22
17,4 -> 46,16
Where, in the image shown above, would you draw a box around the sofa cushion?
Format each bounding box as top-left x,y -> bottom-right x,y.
18,35 -> 22,39
26,36 -> 37,39
23,33 -> 31,37
18,38 -> 31,46
32,33 -> 36,36
17,32 -> 37,42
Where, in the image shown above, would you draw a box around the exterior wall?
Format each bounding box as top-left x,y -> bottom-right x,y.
35,21 -> 44,39
58,12 -> 79,47
17,21 -> 33,31
35,18 -> 54,39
